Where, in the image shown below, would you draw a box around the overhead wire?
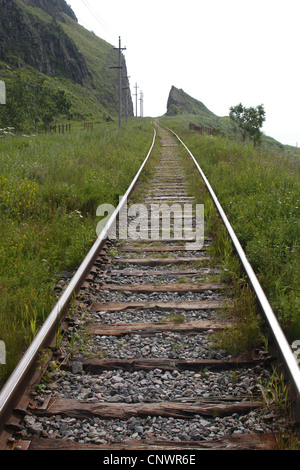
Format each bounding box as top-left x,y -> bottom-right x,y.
76,0 -> 133,109
79,0 -> 111,32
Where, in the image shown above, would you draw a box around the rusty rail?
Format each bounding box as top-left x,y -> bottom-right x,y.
0,128 -> 157,425
165,125 -> 300,421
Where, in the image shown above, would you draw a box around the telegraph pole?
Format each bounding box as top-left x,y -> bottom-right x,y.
134,83 -> 139,118
112,37 -> 126,128
139,90 -> 144,118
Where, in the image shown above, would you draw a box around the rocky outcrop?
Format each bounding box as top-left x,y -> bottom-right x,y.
167,86 -> 188,112
166,86 -> 215,116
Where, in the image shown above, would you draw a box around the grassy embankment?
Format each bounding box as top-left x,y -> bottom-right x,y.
0,118 -> 155,388
161,116 -> 300,349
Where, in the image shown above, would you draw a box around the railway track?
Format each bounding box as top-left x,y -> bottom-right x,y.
0,123 -> 299,453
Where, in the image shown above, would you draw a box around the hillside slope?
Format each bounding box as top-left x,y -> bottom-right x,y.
166,86 -> 230,132
165,86 -> 284,150
167,86 -> 216,118
0,0 -> 133,126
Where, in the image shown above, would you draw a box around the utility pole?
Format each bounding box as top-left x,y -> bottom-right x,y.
139,90 -> 144,118
134,83 -> 139,118
112,36 -> 126,128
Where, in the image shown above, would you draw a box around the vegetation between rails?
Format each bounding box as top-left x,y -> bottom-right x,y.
0,118 -> 154,388
172,141 -> 262,353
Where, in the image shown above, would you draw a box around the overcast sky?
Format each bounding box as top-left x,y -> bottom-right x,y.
67,0 -> 300,146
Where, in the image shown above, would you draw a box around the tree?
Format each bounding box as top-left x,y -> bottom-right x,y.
0,73 -> 28,131
229,103 -> 265,145
26,78 -> 72,128
0,72 -> 72,132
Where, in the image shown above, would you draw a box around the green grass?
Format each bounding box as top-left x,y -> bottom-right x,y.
160,112 -> 292,153
162,117 -> 300,344
161,112 -> 231,135
61,15 -> 120,116
0,118 -> 154,387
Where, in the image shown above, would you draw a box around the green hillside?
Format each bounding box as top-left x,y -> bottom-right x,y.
0,0 -> 133,131
167,86 -> 217,119
165,86 -> 230,131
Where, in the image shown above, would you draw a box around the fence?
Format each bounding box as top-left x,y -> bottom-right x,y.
44,122 -> 94,134
84,122 -> 94,130
189,123 -> 218,135
45,123 -> 71,134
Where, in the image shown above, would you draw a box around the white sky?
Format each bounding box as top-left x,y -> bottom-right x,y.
67,0 -> 300,146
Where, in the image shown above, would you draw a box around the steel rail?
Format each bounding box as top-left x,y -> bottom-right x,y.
0,128 -> 157,423
165,125 -> 300,417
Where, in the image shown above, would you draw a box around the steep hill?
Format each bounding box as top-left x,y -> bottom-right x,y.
166,86 -> 229,131
0,0 -> 133,127
167,86 -> 215,118
165,86 -> 284,150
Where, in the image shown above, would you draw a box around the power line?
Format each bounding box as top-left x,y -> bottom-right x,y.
75,14 -> 93,31
79,0 -> 110,32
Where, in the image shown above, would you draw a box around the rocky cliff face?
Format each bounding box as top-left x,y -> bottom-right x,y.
167,86 -> 215,116
21,0 -> 78,22
0,0 -> 134,119
167,86 -> 188,112
0,0 -> 91,85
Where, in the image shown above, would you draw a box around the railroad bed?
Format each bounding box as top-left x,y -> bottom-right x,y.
0,124 -> 297,451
